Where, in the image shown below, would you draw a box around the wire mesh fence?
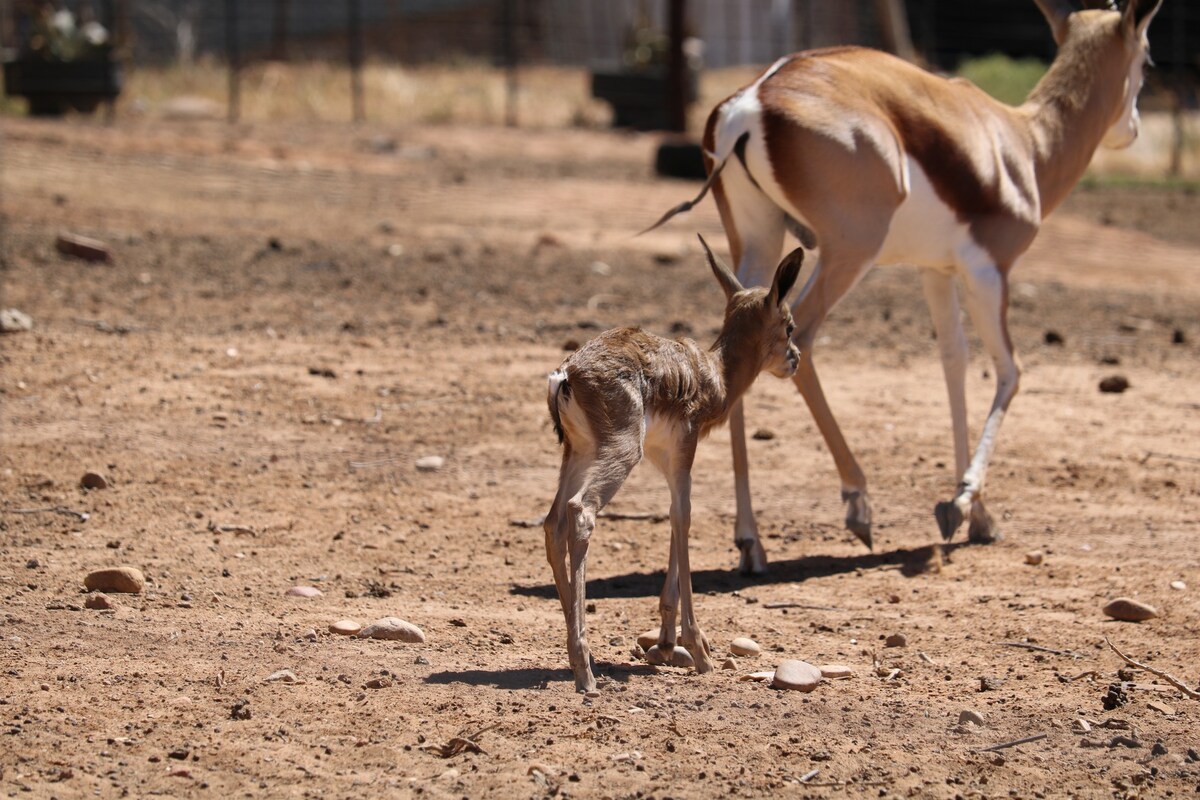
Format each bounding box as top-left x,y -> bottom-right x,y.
1,1 -> 1196,128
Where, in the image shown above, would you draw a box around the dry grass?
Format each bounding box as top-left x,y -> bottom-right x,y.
111,58 -> 763,132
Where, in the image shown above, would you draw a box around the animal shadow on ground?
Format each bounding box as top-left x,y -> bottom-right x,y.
424,665 -> 657,690
511,543 -> 969,602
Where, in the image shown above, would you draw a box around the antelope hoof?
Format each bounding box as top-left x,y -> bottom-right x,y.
967,502 -> 1002,544
736,538 -> 768,576
934,500 -> 965,541
572,667 -> 597,694
684,633 -> 715,674
842,490 -> 873,550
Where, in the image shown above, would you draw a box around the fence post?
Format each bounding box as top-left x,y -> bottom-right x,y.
225,0 -> 240,123
502,0 -> 519,127
665,0 -> 687,133
348,0 -> 365,123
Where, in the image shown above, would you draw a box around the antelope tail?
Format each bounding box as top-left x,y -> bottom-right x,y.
547,369 -> 570,444
636,131 -> 752,237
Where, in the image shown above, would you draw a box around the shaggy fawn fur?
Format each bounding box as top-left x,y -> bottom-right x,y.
544,237 -> 802,693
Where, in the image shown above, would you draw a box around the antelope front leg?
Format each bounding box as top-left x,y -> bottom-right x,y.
729,400 -> 768,575
668,467 -> 714,674
646,535 -> 680,665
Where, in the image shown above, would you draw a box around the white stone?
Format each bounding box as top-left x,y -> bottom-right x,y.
415,456 -> 445,472
358,617 -> 425,643
729,637 -> 761,657
1025,550 -> 1044,566
771,660 -> 821,692
1170,581 -> 1186,591
286,585 -> 323,598
959,710 -> 985,726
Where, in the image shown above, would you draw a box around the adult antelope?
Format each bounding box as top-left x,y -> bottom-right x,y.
647,0 -> 1163,573
544,237 -> 802,693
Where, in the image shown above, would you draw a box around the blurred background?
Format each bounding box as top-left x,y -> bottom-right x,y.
1,0 -> 1197,176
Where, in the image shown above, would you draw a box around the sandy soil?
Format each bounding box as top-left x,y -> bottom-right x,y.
1,117 -> 1198,799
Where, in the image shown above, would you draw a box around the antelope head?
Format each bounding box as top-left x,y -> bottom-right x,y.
698,235 -> 802,380
1034,0 -> 1165,149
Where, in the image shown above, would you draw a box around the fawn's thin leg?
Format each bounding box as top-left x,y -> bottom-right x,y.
564,443 -> 640,693
666,445 -> 713,673
544,446 -> 590,688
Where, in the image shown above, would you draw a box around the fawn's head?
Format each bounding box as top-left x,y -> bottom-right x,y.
698,235 -> 802,379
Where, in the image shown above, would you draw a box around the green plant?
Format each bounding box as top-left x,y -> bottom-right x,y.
956,54 -> 1047,106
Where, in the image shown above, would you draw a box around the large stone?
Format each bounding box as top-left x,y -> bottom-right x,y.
357,617 -> 425,643
330,619 -> 362,636
637,628 -> 680,651
1102,597 -> 1157,622
729,637 -> 761,657
84,567 -> 144,594
645,645 -> 694,668
771,660 -> 821,692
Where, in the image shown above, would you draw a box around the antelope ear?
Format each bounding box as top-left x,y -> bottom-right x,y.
697,234 -> 743,300
1032,0 -> 1073,44
1122,0 -> 1163,36
767,247 -> 804,306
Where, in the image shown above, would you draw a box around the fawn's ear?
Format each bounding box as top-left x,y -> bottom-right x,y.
767,247 -> 804,306
1122,0 -> 1163,37
698,234 -> 743,301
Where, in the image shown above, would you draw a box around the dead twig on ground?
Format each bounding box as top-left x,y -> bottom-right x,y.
4,506 -> 90,522
999,641 -> 1084,658
763,602 -> 842,611
598,510 -> 669,523
421,722 -> 500,758
1139,451 -> 1200,465
1105,638 -> 1199,700
977,733 -> 1048,752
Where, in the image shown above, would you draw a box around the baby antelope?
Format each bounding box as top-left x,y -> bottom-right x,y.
544,236 -> 803,693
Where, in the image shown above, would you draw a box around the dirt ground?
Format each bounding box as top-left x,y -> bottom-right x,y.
1,116 -> 1198,799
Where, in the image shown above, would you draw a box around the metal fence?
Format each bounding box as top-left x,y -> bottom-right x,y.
1,0 -> 1196,125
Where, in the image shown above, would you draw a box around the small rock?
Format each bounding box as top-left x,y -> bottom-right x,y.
302,629 -> 318,641
819,664 -> 853,680
740,670 -> 775,682
608,636 -> 625,647
885,632 -> 908,648
729,637 -> 761,657
0,308 -> 33,333
56,232 -> 112,263
958,710 -> 985,726
415,455 -> 445,472
1169,580 -> 1186,591
1107,735 -> 1141,749
1024,550 -> 1044,566
721,657 -> 737,670
80,472 -> 109,490
645,645 -> 694,668
637,628 -> 677,651
364,677 -> 392,689
771,660 -> 822,692
167,748 -> 189,760
84,592 -> 115,610
751,429 -> 775,441
1151,741 -> 1168,756
1044,330 -> 1065,346
285,586 -> 323,598
84,567 -> 144,594
263,669 -> 302,684
1102,597 -> 1157,622
1098,375 -> 1130,394
357,617 -> 425,643
1072,718 -> 1092,734
1172,328 -> 1186,345
414,655 -> 430,665
1186,747 -> 1199,763
979,676 -> 1003,692
330,619 -> 361,636
1146,700 -> 1175,716
230,699 -> 251,720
